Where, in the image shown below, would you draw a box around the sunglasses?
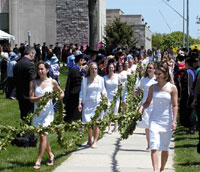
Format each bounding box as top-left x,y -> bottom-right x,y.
90,68 -> 97,70
147,67 -> 153,69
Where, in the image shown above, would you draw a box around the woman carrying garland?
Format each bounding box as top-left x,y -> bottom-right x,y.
138,62 -> 178,172
136,62 -> 157,151
29,61 -> 64,170
78,62 -> 107,148
104,62 -> 120,133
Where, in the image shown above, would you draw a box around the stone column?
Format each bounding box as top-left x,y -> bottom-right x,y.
9,0 -> 19,43
88,0 -> 99,50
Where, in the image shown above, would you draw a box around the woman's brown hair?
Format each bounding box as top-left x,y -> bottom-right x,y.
156,62 -> 171,82
36,61 -> 50,79
106,62 -> 116,75
144,62 -> 156,77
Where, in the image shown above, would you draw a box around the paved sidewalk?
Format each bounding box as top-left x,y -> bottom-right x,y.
54,127 -> 174,172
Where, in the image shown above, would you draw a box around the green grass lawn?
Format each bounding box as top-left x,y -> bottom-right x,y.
174,125 -> 200,172
0,67 -> 87,172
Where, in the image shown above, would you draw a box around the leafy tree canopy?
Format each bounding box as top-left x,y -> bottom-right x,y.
152,31 -> 199,50
103,17 -> 137,54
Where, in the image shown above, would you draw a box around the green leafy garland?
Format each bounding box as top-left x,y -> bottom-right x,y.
0,62 -> 143,152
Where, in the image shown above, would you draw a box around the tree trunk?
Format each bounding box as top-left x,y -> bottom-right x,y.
88,0 -> 98,50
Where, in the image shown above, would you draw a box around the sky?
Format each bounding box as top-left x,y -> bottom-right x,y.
106,0 -> 200,39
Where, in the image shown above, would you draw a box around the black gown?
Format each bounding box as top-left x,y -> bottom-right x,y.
63,67 -> 82,122
179,68 -> 196,128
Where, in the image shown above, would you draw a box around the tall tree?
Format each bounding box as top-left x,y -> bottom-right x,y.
88,0 -> 98,50
152,33 -> 163,50
104,17 -> 136,54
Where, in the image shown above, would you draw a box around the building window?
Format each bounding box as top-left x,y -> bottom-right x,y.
0,13 -> 9,33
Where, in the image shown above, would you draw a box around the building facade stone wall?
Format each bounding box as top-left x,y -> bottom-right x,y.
56,0 -> 89,46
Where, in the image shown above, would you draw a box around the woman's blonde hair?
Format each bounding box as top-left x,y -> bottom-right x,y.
86,62 -> 98,77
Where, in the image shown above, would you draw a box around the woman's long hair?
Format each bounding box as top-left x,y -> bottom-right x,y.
144,62 -> 156,78
86,62 -> 98,77
106,62 -> 116,75
156,62 -> 171,82
36,61 -> 50,79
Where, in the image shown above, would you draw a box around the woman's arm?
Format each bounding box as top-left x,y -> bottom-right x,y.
171,84 -> 178,131
29,80 -> 43,103
101,76 -> 107,97
138,85 -> 153,113
52,79 -> 64,99
78,78 -> 85,112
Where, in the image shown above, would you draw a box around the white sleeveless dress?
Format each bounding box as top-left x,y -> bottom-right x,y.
149,84 -> 173,151
82,81 -> 102,122
33,79 -> 54,127
137,77 -> 157,128
104,74 -> 120,115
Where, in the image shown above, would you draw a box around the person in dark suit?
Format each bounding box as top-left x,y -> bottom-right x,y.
53,42 -> 61,63
42,42 -> 48,61
13,47 -> 36,121
63,54 -> 85,122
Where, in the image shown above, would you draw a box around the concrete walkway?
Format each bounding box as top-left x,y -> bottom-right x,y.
54,127 -> 175,172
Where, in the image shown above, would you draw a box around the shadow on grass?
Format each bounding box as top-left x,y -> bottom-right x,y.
174,137 -> 199,142
175,144 -> 197,148
178,161 -> 200,166
0,161 -> 33,171
0,144 -> 89,171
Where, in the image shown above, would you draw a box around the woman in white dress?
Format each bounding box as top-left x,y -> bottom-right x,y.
138,62 -> 178,172
78,62 -> 107,148
29,61 -> 64,170
136,62 -> 157,150
104,63 -> 120,133
118,61 -> 128,87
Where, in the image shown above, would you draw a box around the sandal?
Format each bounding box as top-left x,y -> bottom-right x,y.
146,147 -> 150,152
87,141 -> 92,146
33,163 -> 41,170
47,154 -> 55,166
91,143 -> 97,149
107,130 -> 112,135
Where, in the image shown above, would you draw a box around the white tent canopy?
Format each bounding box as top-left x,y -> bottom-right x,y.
0,30 -> 15,41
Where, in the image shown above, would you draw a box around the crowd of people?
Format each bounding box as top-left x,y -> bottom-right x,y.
0,41 -> 200,171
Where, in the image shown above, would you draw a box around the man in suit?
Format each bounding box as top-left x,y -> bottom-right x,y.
14,47 -> 36,121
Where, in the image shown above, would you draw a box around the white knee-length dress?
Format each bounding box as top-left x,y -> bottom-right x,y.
33,80 -> 54,127
104,74 -> 120,115
79,76 -> 107,123
137,77 -> 157,128
149,85 -> 173,151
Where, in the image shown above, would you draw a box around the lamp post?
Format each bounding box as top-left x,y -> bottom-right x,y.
186,0 -> 189,52
164,0 -> 187,48
182,0 -> 185,48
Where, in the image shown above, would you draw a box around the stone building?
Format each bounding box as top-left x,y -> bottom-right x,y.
0,0 -> 106,46
106,9 -> 152,50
